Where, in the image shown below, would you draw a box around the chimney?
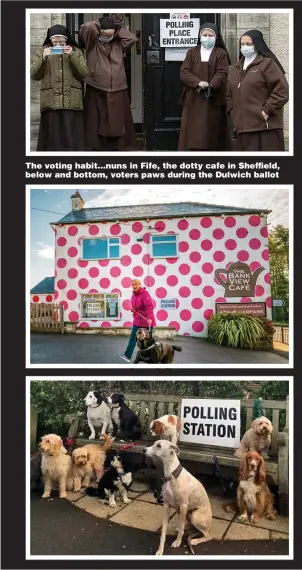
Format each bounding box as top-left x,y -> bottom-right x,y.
71,191 -> 84,211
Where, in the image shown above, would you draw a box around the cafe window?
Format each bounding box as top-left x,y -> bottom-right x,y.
81,293 -> 120,320
82,238 -> 120,260
151,235 -> 178,258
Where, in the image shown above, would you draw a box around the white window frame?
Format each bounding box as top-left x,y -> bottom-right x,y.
81,237 -> 121,261
80,293 -> 121,321
151,233 -> 179,259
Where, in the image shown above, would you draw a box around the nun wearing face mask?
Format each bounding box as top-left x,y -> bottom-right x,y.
79,14 -> 138,151
178,23 -> 231,151
30,24 -> 88,151
226,30 -> 289,151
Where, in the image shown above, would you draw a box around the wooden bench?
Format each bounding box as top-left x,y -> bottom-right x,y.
64,393 -> 289,515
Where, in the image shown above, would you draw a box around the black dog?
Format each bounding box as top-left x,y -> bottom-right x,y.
134,328 -> 182,364
106,393 -> 142,440
86,452 -> 134,507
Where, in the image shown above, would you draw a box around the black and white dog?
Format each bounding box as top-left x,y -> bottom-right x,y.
86,452 -> 133,507
84,390 -> 113,440
106,393 -> 142,440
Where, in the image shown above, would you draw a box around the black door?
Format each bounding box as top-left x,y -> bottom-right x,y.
143,13 -> 220,151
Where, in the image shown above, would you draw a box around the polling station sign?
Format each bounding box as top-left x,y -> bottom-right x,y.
160,18 -> 200,47
180,398 -> 241,448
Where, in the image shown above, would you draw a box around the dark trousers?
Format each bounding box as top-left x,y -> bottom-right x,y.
124,326 -> 153,360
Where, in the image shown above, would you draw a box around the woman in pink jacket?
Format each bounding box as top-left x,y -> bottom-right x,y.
118,279 -> 156,363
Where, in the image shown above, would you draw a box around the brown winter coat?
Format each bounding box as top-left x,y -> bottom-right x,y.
180,46 -> 229,106
79,21 -> 137,92
226,54 -> 289,133
31,47 -> 88,112
178,46 -> 230,150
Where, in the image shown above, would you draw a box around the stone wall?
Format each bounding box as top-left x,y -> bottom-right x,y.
220,12 -> 289,148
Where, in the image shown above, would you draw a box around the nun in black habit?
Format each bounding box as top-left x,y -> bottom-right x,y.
178,22 -> 231,151
226,30 -> 289,151
30,24 -> 88,151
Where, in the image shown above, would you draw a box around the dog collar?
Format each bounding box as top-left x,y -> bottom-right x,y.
140,341 -> 161,352
164,464 -> 183,481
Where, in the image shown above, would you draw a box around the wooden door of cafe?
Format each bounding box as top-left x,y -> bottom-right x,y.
143,13 -> 220,151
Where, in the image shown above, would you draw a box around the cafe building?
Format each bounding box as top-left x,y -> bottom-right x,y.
51,191 -> 272,337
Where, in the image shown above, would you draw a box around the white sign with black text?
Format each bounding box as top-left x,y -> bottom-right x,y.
160,18 -> 200,48
180,398 -> 241,448
160,298 -> 177,309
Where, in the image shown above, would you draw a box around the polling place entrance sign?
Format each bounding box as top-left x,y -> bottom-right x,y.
180,398 -> 241,448
160,18 -> 200,47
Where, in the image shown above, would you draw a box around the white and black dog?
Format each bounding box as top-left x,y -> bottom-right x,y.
86,452 -> 133,507
106,393 -> 142,440
84,390 -> 113,440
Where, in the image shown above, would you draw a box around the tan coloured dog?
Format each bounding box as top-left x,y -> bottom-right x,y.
237,451 -> 276,523
145,440 -> 212,555
235,416 -> 273,459
72,434 -> 112,492
39,434 -> 73,499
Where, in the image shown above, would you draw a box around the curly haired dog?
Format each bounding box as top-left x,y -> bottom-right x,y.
39,434 -> 73,499
72,434 -> 112,492
237,451 -> 276,523
234,416 -> 273,459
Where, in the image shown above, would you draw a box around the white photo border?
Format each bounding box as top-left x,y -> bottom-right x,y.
25,8 -> 294,157
26,375 -> 294,561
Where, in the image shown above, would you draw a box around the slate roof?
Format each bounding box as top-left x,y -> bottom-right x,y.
54,202 -> 270,225
30,277 -> 55,294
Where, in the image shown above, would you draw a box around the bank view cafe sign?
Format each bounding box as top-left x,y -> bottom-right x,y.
180,399 -> 241,448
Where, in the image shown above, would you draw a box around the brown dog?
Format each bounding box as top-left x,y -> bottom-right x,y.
134,328 -> 182,364
72,434 -> 112,492
236,451 -> 276,523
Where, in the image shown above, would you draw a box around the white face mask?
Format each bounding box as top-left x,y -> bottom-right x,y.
240,44 -> 255,58
99,34 -> 114,43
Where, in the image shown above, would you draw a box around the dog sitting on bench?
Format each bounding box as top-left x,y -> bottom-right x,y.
134,328 -> 182,364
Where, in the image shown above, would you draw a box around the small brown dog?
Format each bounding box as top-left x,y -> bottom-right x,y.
236,451 -> 276,523
234,416 -> 273,459
72,434 -> 112,492
134,328 -> 182,364
150,414 -> 181,446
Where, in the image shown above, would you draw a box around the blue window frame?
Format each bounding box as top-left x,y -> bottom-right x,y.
82,237 -> 120,260
151,235 -> 178,258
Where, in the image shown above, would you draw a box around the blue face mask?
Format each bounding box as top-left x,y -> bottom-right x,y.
200,35 -> 216,49
240,44 -> 255,58
98,34 -> 114,43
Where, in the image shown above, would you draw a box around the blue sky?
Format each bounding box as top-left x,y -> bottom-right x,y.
29,187 -> 289,289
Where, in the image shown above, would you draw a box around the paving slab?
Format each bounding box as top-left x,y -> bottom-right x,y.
110,499 -> 164,531
225,522 -> 270,541
237,514 -> 289,533
271,531 -> 289,540
166,514 -> 229,540
66,491 -> 85,502
74,495 -> 124,518
208,494 -> 237,521
136,491 -> 158,504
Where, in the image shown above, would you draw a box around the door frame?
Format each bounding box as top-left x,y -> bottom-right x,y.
142,13 -> 221,151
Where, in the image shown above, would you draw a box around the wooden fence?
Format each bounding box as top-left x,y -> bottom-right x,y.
30,303 -> 64,333
273,326 -> 289,345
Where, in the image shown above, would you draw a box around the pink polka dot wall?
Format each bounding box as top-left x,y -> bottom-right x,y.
30,294 -> 54,304
53,214 -> 272,337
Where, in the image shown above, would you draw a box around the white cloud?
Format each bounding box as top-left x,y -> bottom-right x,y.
84,187 -> 289,228
35,242 -> 55,259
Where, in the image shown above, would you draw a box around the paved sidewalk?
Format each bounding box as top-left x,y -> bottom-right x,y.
30,333 -> 288,365
30,480 -> 289,556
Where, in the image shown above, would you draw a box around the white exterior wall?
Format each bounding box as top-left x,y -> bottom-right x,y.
54,213 -> 272,337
